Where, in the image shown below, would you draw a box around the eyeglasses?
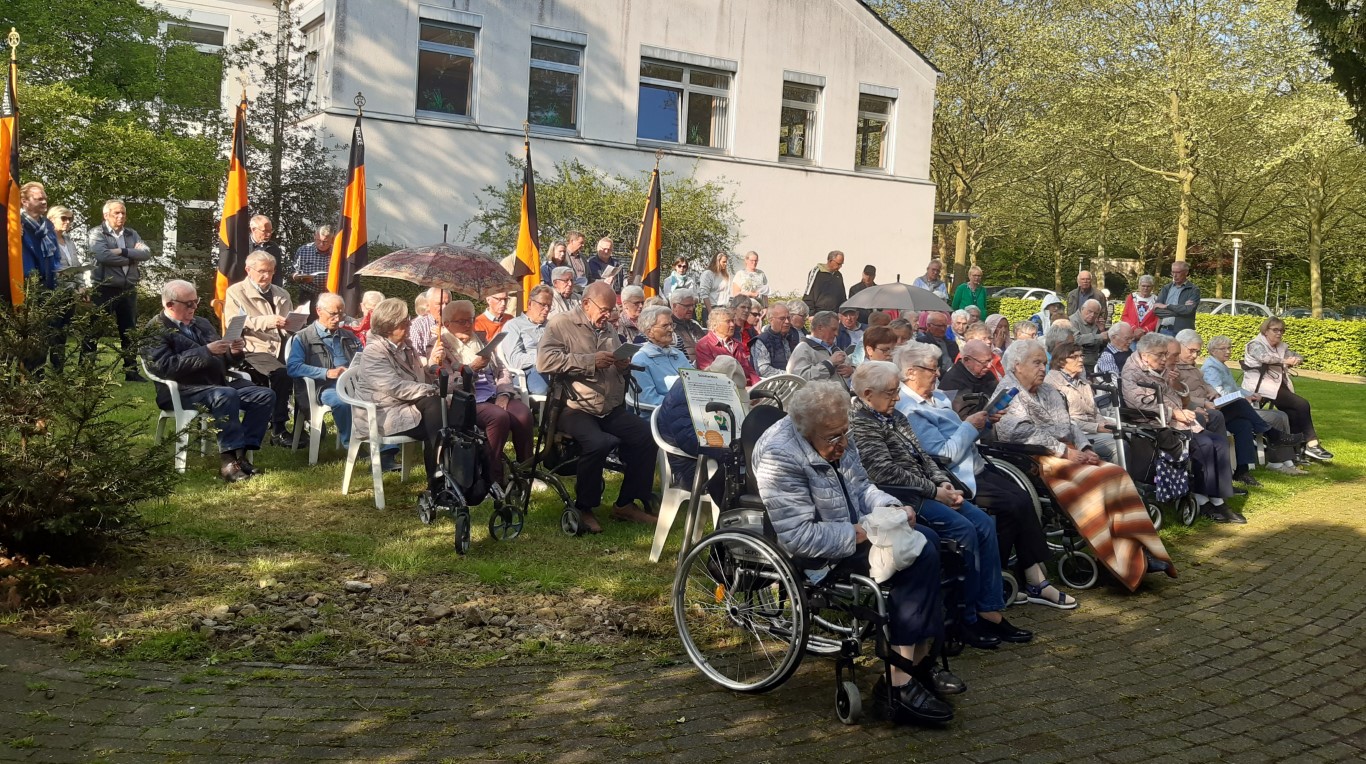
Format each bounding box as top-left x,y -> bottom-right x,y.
1267,328 -> 1285,334
823,430 -> 849,446
965,355 -> 993,366
530,300 -> 553,309
59,216 -> 74,222
873,345 -> 896,355
320,308 -> 345,317
588,300 -> 615,313
678,302 -> 697,309
626,299 -> 645,307
170,299 -> 201,308
446,316 -> 474,324
488,295 -> 507,301
914,365 -> 940,375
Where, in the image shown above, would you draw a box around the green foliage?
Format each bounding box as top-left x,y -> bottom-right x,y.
465,157 -> 741,267
1297,0 -> 1366,142
125,629 -> 212,662
0,286 -> 178,565
994,297 -> 1041,327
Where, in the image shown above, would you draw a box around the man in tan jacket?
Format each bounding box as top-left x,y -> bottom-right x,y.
225,251 -> 295,444
538,282 -> 657,533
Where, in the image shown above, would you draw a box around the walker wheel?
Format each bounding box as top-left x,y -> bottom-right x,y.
417,492 -> 437,525
1002,570 -> 1020,608
836,680 -> 862,725
1178,495 -> 1199,527
560,506 -> 580,536
489,505 -> 525,541
1146,502 -> 1164,532
454,510 -> 471,555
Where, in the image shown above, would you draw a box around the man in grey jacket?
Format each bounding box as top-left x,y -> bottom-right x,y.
787,311 -> 852,384
1154,261 -> 1200,336
89,199 -> 153,381
1069,299 -> 1109,370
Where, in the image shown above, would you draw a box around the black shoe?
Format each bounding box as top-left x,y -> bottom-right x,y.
236,459 -> 262,476
1202,503 -> 1233,523
915,660 -> 967,696
1305,445 -> 1334,461
1226,508 -> 1248,524
124,372 -> 148,383
960,621 -> 1001,650
1234,472 -> 1262,487
269,432 -> 292,448
219,462 -> 252,483
1145,552 -> 1173,575
979,616 -> 1033,644
872,677 -> 954,726
1231,486 -> 1249,496
1281,432 -> 1306,446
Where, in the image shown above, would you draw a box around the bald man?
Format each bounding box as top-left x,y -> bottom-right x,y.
538,282 -> 658,534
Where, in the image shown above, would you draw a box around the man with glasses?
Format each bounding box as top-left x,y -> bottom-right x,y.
539,282 -> 659,534
915,311 -> 959,374
408,287 -> 450,359
287,292 -> 363,452
248,215 -> 287,287
504,284 -> 556,395
548,266 -> 580,318
667,288 -> 706,363
225,251 -> 296,445
787,311 -> 853,384
751,302 -> 800,378
144,280 -> 274,483
912,260 -> 949,299
474,292 -> 514,341
940,340 -> 1000,417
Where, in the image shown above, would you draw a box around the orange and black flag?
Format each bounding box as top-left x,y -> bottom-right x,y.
510,139 -> 540,310
329,113 -> 367,315
629,166 -> 663,297
215,94 -> 249,319
1,32 -> 21,307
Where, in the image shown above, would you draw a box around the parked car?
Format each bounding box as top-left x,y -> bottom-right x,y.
1283,307 -> 1342,320
991,286 -> 1060,303
1344,306 -> 1366,321
1196,299 -> 1274,317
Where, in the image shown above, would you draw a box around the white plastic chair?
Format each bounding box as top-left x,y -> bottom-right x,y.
750,373 -> 805,407
291,376 -> 341,465
141,357 -> 211,473
648,404 -> 717,563
336,368 -> 418,510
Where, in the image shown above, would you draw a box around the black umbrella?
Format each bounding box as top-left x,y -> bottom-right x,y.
840,279 -> 952,313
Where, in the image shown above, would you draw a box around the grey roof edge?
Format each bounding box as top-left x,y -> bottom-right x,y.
852,0 -> 942,76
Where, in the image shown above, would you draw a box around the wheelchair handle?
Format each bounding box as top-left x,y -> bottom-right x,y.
438,370 -> 449,398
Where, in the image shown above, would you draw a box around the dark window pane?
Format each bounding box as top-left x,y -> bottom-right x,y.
782,83 -> 819,104
686,91 -> 724,147
779,105 -> 814,159
420,23 -> 476,49
689,70 -> 729,89
531,42 -> 580,66
640,62 -> 683,82
859,95 -> 891,115
637,84 -> 680,141
529,66 -> 578,129
167,23 -> 225,48
416,50 -> 472,115
856,116 -> 887,168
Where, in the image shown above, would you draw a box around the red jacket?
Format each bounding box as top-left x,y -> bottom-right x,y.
1120,294 -> 1159,333
694,332 -> 760,385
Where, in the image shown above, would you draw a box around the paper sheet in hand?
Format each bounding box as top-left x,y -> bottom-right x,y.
223,314 -> 247,341
476,332 -> 507,359
1213,390 -> 1249,408
614,343 -> 641,362
679,368 -> 748,451
599,264 -> 620,283
283,302 -> 309,333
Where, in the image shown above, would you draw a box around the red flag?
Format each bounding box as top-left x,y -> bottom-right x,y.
214,95 -> 249,319
329,114 -> 367,314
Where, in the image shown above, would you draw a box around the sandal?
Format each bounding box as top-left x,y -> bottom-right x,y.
1025,579 -> 1079,610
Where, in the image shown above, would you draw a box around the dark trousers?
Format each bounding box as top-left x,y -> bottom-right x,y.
94,286 -> 138,372
558,404 -> 658,511
180,380 -> 275,453
475,399 -> 534,484
830,531 -> 944,646
1189,428 -> 1233,499
1273,381 -> 1316,441
1221,398 -> 1271,468
395,396 -> 450,491
916,499 -> 1006,620
973,463 -> 1052,573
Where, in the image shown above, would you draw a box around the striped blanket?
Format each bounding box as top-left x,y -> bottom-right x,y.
1037,456 -> 1176,591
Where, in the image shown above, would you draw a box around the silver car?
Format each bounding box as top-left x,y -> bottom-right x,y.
1196,299 -> 1274,317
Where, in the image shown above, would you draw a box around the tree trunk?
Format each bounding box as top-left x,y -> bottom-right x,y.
1174,170 -> 1193,264
953,219 -> 969,275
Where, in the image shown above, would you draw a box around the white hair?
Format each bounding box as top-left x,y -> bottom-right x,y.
245,250 -> 277,268
1138,275 -> 1155,286
621,284 -> 645,302
810,311 -> 839,332
787,300 -> 809,316
1137,332 -> 1170,355
851,361 -> 900,398
551,266 -> 574,282
951,309 -> 971,323
424,286 -> 449,301
1207,335 -> 1232,353
893,342 -> 942,376
318,292 -> 345,312
102,199 -> 126,215
669,287 -> 697,306
1002,338 -> 1046,376
639,305 -> 672,332
1175,328 -> 1203,348
361,290 -> 385,312
788,380 -> 853,437
707,307 -> 734,333
161,279 -> 196,304
1043,323 -> 1075,354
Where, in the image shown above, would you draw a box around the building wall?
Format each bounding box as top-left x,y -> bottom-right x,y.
311,0 -> 940,294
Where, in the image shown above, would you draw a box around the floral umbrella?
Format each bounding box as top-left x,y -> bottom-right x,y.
356,243 -> 519,299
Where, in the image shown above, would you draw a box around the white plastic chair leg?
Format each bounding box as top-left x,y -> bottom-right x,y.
649,486 -> 688,563
342,438 -> 363,495
369,443 -> 386,510
173,431 -> 190,473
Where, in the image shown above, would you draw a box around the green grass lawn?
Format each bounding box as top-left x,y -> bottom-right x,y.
7,374 -> 1363,665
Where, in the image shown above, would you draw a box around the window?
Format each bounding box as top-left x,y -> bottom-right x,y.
778,82 -> 821,161
301,17 -> 326,111
637,59 -> 730,150
528,40 -> 582,132
416,22 -> 477,118
162,22 -> 226,110
855,94 -> 894,170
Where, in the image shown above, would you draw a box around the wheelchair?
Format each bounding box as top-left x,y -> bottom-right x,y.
673,393 -> 966,725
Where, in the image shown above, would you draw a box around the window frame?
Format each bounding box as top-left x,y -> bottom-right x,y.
777,81 -> 822,164
415,20 -> 479,122
636,58 -> 732,153
300,16 -> 326,113
527,38 -> 585,136
854,93 -> 895,173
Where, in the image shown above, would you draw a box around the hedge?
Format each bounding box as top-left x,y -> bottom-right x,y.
986,297 -> 1366,376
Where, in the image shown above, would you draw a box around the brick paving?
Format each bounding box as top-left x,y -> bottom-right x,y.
3,490 -> 1365,763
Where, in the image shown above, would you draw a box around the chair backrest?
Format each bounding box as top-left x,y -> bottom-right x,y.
335,367 -> 364,407
741,406 -> 788,496
138,357 -> 170,386
650,403 -> 688,459
750,374 -> 805,407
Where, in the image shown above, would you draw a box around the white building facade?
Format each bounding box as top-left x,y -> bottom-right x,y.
187,0 -> 941,295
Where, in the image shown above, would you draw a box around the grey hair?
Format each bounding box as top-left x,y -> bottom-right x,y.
361,290 -> 385,311
893,342 -> 942,376
1108,321 -> 1133,341
370,298 -> 411,336
1043,323 -> 1075,354
669,287 -> 697,306
1013,320 -> 1039,339
1175,328 -> 1203,348
424,286 -> 449,301
962,322 -> 990,341
318,292 -> 345,312
951,309 -> 971,323
443,299 -> 475,322
1137,332 -> 1170,355
1002,338 -> 1046,376
639,305 -> 672,332
1207,335 -> 1232,353
1083,299 -> 1102,311
315,224 -> 334,238
245,250 -> 276,268
1138,274 -> 1155,286
788,380 -> 853,438
551,266 -> 574,282
851,361 -> 900,399
102,199 -> 126,215
249,214 -> 272,228
528,283 -> 554,302
810,311 -> 839,332
787,300 -> 809,316
621,284 -> 645,302
644,295 -> 668,307
161,279 -> 196,304
707,307 -> 734,332
703,354 -> 748,391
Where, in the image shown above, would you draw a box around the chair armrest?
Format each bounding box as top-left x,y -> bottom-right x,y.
979,441 -> 1053,458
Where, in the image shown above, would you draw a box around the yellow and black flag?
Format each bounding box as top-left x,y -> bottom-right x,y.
510,138 -> 540,310
215,94 -> 249,319
629,165 -> 662,297
1,30 -> 21,306
329,113 -> 367,314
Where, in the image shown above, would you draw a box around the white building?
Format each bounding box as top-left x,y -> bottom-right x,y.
169,0 -> 941,295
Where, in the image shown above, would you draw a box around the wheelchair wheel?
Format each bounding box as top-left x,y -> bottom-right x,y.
1177,495 -> 1199,527
1002,570 -> 1020,608
454,510 -> 472,555
1146,502 -> 1165,532
560,506 -> 580,536
488,505 -> 525,541
674,530 -> 807,693
836,681 -> 862,725
417,492 -> 437,526
1057,551 -> 1099,589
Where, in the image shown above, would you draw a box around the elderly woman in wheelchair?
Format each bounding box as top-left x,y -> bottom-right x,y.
848,361 -> 1032,650
998,339 -> 1176,589
749,381 -> 957,726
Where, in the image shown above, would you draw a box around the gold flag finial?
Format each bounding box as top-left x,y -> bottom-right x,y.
353,91 -> 366,114
523,120 -> 530,141
654,147 -> 663,168
7,28 -> 19,60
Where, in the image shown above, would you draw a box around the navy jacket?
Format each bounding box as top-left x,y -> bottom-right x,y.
142,314 -> 243,411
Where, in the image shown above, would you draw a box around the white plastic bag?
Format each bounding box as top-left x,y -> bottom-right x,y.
863,506 -> 926,583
